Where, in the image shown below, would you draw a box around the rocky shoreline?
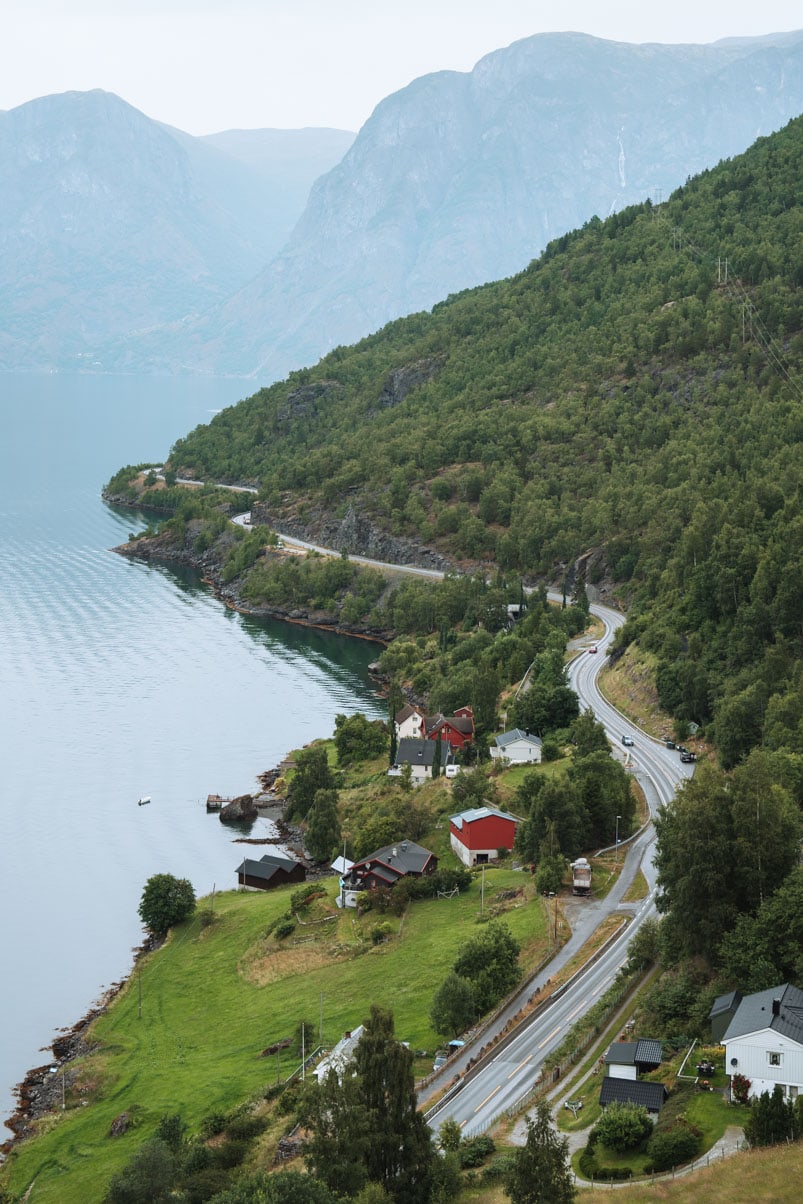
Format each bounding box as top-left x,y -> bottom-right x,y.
101,487 -> 463,646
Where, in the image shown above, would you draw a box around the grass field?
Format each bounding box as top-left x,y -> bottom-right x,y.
579,1140 -> 803,1201
3,868 -> 543,1203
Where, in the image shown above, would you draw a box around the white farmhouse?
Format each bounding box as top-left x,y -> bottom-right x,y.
489,729 -> 543,764
721,983 -> 803,1101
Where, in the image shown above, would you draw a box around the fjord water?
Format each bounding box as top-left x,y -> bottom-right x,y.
0,374 -> 382,1129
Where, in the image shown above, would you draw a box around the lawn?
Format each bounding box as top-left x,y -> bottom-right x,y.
4,868 -> 543,1203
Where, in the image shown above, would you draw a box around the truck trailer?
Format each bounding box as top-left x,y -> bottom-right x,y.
571,857 -> 592,896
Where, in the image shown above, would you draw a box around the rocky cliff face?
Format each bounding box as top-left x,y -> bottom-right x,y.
160,29 -> 803,380
0,91 -> 352,372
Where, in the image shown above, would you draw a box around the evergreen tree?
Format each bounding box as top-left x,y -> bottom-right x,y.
353,1005 -> 434,1202
504,1099 -> 575,1203
305,788 -> 341,863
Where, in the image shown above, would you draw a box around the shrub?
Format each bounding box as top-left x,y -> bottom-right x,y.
225,1113 -> 268,1142
458,1134 -> 496,1167
645,1120 -> 702,1172
591,1101 -> 652,1152
211,1138 -> 251,1169
199,1111 -> 227,1138
274,919 -> 296,940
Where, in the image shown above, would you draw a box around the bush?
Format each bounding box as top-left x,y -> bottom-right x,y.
274,919 -> 296,940
591,1101 -> 652,1152
210,1138 -> 251,1169
199,1111 -> 227,1138
458,1134 -> 496,1167
224,1113 -> 268,1142
481,1152 -> 517,1181
645,1120 -> 702,1172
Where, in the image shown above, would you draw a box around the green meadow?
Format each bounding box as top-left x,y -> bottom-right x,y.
4,868 -> 544,1202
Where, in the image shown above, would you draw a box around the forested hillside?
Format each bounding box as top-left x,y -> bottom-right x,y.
166,117 -> 802,768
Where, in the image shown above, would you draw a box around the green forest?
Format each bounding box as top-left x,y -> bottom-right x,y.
139,116 -> 802,774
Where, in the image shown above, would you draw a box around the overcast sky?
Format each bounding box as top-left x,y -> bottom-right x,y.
2,1 -> 801,134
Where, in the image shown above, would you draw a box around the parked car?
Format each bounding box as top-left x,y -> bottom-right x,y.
680,751 -> 697,763
665,739 -> 675,749
621,735 -> 634,747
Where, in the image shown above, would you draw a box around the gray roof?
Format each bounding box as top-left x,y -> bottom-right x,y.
722,983 -> 803,1046
236,852 -> 300,880
605,1039 -> 662,1067
352,840 -> 435,878
605,1041 -> 638,1066
450,806 -> 522,830
600,1077 -> 667,1112
635,1039 -> 663,1067
709,990 -> 743,1018
494,728 -> 542,748
394,732 -> 452,760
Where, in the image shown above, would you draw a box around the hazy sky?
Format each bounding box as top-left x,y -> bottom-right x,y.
3,1 -> 801,134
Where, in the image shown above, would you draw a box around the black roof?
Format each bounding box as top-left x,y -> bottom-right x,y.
351,840 -> 435,877
599,1077 -> 667,1112
236,852 -> 300,881
395,737 -> 453,767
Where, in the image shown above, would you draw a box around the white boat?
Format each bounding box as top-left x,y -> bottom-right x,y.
137,796 -> 151,806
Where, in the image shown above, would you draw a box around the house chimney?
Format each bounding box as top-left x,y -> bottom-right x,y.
772,998 -> 781,1017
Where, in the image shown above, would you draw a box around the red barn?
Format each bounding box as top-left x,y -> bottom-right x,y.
449,806 -> 522,866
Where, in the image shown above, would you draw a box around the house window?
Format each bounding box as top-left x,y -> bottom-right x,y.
768,1052 -> 782,1067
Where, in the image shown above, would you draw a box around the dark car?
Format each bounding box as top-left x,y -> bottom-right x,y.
680,751 -> 697,763
665,739 -> 675,749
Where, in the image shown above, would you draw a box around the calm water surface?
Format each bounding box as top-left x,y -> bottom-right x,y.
0,375 -> 382,1128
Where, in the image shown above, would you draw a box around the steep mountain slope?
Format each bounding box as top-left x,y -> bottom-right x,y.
164,117 -> 802,764
158,29 -> 803,380
0,92 -> 352,372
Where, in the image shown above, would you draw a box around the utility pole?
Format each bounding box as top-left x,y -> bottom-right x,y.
320,991 -> 324,1041
138,968 -> 142,1020
615,815 -> 622,865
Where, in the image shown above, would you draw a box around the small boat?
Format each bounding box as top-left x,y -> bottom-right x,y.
137,796 -> 151,806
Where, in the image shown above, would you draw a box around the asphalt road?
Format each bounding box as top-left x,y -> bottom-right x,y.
424,600 -> 695,1136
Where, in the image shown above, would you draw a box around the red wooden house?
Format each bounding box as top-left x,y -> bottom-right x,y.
426,705 -> 475,752
449,806 -> 522,866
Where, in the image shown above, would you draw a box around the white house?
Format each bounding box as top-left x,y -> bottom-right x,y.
489,729 -> 543,764
314,1026 -> 365,1081
721,983 -> 803,1101
388,737 -> 454,783
394,704 -> 426,741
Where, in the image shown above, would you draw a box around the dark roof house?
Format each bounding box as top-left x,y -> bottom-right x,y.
236,852 -> 306,891
344,840 -> 437,892
709,991 -> 743,1044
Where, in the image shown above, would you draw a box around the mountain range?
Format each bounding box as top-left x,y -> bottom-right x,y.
2,30 -> 802,377
0,90 -> 352,372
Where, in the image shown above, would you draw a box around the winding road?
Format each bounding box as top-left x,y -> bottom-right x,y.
225,502 -> 692,1135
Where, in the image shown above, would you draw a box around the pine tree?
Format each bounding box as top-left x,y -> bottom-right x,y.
504,1099 -> 575,1203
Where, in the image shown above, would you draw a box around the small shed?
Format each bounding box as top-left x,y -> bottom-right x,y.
236,852 -> 306,891
599,1077 -> 667,1115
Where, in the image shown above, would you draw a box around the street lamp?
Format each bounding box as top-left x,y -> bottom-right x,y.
615,815 -> 622,864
